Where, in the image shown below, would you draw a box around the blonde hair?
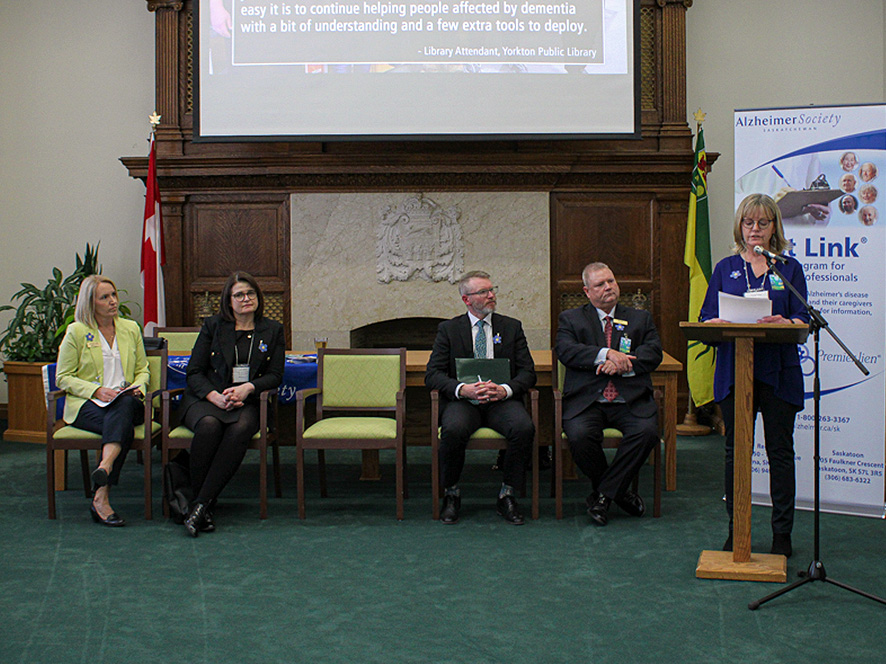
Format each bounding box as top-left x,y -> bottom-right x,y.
74,275 -> 117,328
732,193 -> 790,255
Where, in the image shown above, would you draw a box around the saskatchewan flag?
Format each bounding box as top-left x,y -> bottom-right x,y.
684,126 -> 715,406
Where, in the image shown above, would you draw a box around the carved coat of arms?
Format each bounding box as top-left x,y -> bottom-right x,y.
376,194 -> 464,283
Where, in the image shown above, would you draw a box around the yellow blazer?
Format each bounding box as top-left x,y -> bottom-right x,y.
56,318 -> 149,424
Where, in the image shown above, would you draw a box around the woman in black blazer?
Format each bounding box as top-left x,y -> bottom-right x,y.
180,272 -> 285,536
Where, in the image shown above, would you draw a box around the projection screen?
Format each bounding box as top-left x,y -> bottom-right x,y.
195,0 -> 640,140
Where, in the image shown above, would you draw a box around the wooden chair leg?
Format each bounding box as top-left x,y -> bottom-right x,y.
555,441 -> 564,519
296,444 -> 307,519
402,443 -> 409,500
396,443 -> 404,521
143,443 -> 153,520
531,443 -> 539,521
653,439 -> 662,518
259,442 -> 268,520
161,447 -> 170,519
318,449 -> 327,498
47,443 -> 56,520
80,451 -> 91,496
431,435 -> 440,520
272,442 -> 282,499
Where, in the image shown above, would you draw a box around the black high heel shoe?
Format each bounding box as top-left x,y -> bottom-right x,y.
91,467 -> 109,488
90,503 -> 125,527
200,501 -> 216,533
184,502 -> 208,538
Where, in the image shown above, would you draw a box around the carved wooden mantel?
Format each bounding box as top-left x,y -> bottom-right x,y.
124,0 -> 697,407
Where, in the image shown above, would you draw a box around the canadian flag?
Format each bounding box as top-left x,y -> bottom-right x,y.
140,136 -> 166,335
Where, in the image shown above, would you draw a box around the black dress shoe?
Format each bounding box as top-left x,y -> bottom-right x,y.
587,495 -> 611,526
90,503 -> 125,527
615,490 -> 646,517
91,467 -> 109,488
184,502 -> 208,538
440,495 -> 461,524
771,533 -> 792,557
496,495 -> 524,525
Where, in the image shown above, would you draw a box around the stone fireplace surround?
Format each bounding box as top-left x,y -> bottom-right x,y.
290,192 -> 550,352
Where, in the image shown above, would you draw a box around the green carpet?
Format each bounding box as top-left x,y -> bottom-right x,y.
1,430 -> 884,663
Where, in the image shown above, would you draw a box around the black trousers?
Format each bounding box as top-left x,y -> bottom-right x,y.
71,395 -> 144,486
563,401 -> 658,501
719,382 -> 799,535
439,398 -> 534,490
188,405 -> 260,504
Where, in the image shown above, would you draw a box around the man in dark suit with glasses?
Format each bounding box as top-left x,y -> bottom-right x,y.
426,271 -> 536,525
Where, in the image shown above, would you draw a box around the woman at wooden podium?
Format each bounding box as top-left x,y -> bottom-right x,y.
700,193 -> 810,558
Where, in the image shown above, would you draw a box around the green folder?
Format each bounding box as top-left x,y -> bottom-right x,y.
455,358 -> 511,385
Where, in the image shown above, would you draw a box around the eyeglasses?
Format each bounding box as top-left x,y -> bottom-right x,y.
464,286 -> 498,297
741,217 -> 773,229
232,290 -> 258,302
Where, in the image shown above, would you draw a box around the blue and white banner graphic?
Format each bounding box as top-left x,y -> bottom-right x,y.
735,103 -> 886,518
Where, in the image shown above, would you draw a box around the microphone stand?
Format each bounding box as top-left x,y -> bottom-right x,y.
748,255 -> 885,610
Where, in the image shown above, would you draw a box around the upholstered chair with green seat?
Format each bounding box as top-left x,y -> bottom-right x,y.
155,326 -> 200,354
46,348 -> 168,520
295,348 -> 407,520
552,355 -> 662,519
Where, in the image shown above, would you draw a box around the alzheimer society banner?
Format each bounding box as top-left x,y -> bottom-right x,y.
734,103 -> 886,518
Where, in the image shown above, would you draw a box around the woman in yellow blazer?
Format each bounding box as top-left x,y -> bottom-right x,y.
56,275 -> 149,527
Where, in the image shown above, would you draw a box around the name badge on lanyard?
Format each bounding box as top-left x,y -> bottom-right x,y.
233,333 -> 255,384
232,364 -> 250,384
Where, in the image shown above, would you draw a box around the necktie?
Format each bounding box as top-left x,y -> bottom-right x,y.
474,319 -> 487,359
603,316 -> 619,401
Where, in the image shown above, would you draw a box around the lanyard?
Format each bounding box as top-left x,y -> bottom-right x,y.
234,332 -> 255,369
743,260 -> 768,294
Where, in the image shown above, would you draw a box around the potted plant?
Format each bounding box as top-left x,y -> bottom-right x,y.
0,244 -> 137,442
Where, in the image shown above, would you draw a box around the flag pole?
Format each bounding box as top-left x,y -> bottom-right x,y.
678,112 -> 713,436
141,111 -> 167,336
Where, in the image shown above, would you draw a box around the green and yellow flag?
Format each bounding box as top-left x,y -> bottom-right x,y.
684,120 -> 715,406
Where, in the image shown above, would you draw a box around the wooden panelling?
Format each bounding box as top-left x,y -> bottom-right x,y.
551,194 -> 655,283
191,205 -> 283,280
182,195 -> 291,344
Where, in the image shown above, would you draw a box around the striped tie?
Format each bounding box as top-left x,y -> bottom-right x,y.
603,316 -> 619,401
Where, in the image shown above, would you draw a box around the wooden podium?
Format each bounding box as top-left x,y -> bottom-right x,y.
681,322 -> 809,583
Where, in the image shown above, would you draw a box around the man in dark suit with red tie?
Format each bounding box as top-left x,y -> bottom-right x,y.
426,271 -> 536,525
555,262 -> 662,526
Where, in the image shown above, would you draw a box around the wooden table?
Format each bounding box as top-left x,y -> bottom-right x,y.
405,349 -> 683,491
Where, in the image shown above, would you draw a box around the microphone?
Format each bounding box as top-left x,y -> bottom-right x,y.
753,245 -> 788,264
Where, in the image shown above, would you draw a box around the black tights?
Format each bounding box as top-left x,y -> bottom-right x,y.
189,408 -> 260,504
